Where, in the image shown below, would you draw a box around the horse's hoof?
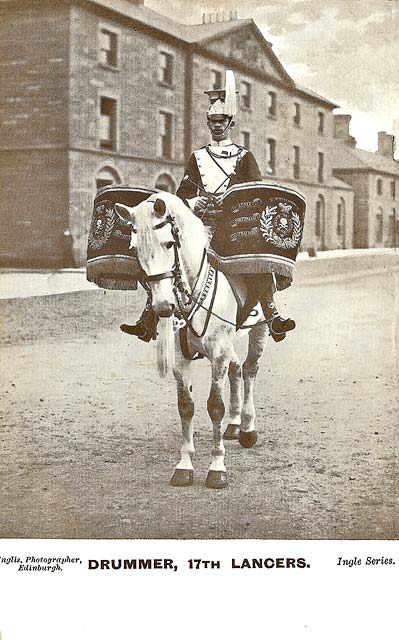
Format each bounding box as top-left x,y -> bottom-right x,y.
223,424 -> 240,440
205,470 -> 228,489
239,430 -> 258,448
170,469 -> 194,487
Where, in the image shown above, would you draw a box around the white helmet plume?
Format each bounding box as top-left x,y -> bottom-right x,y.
224,69 -> 237,117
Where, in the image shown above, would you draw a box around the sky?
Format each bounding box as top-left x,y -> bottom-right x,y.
146,0 -> 399,155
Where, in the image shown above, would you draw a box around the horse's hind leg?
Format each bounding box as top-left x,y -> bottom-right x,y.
223,357 -> 242,441
206,353 -> 230,489
239,324 -> 268,449
171,357 -> 195,487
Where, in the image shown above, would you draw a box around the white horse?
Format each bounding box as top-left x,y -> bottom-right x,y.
115,192 -> 269,489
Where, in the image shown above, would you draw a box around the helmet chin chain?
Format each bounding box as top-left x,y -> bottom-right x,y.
207,116 -> 234,138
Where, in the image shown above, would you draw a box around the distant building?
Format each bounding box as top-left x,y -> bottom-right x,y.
392,116 -> 399,161
334,117 -> 399,248
1,0 -> 354,267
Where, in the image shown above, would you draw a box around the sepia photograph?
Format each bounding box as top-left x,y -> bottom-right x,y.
0,0 -> 398,545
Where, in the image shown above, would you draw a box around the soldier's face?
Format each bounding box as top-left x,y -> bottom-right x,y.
207,115 -> 232,141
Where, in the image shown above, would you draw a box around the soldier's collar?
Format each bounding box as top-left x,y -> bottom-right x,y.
207,139 -> 241,158
209,138 -> 233,147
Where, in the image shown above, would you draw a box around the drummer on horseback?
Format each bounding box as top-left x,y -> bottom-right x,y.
120,70 -> 295,342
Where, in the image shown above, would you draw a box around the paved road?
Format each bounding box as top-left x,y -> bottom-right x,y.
0,269 -> 398,539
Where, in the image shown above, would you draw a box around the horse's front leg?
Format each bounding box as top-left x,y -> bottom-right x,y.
171,356 -> 195,487
239,324 -> 268,449
223,356 -> 242,441
206,352 -> 230,489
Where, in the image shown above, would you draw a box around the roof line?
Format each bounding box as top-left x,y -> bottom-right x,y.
346,147 -> 370,169
193,19 -> 253,44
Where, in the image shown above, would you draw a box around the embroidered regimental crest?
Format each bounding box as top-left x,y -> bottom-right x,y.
259,199 -> 302,249
88,200 -> 115,250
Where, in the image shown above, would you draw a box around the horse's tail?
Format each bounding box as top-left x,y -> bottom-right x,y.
157,317 -> 175,378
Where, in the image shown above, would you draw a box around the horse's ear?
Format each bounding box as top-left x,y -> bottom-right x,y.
115,203 -> 135,226
153,198 -> 166,218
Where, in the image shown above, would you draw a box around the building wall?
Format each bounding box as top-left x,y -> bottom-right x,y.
0,150 -> 70,267
367,173 -> 398,248
0,1 -> 69,148
0,1 -> 71,266
334,170 -> 398,248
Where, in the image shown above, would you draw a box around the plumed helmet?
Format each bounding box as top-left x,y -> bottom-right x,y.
205,70 -> 237,117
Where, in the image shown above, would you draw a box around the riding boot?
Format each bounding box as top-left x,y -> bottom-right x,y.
260,298 -> 296,342
120,304 -> 159,342
266,312 -> 296,342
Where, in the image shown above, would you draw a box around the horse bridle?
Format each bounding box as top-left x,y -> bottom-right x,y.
141,214 -> 184,287
140,213 -> 218,338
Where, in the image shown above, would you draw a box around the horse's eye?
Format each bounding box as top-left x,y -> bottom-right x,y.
164,241 -> 174,250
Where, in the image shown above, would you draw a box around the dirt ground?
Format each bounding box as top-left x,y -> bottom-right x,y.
0,268 -> 398,539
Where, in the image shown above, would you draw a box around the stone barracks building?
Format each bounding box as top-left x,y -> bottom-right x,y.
333,117 -> 399,249
0,0 -> 358,266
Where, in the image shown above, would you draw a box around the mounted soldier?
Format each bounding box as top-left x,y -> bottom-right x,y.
120,70 -> 296,342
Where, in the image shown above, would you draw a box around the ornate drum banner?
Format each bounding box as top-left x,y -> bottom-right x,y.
208,182 -> 306,289
87,186 -> 154,290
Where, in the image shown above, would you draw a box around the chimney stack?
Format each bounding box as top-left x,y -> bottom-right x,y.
334,114 -> 356,147
377,131 -> 395,159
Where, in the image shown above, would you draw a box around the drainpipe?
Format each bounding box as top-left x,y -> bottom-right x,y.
184,48 -> 193,164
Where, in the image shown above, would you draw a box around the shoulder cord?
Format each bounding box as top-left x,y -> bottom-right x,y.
205,145 -> 243,180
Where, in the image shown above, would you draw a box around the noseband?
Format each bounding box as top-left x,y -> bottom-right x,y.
142,214 -> 184,289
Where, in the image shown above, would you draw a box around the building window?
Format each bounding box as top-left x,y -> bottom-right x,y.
96,166 -> 121,193
315,200 -> 322,237
389,208 -> 396,246
376,211 -> 384,243
293,102 -> 301,126
391,180 -> 396,199
337,203 -> 342,236
210,69 -> 222,90
99,29 -> 118,68
318,152 -> 324,183
293,145 -> 300,180
155,173 -> 176,193
240,131 -> 250,150
318,112 -> 324,135
266,138 -> 276,175
158,111 -> 173,159
267,91 -> 277,117
240,81 -> 251,109
100,97 -> 117,150
377,178 -> 383,195
158,51 -> 174,86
